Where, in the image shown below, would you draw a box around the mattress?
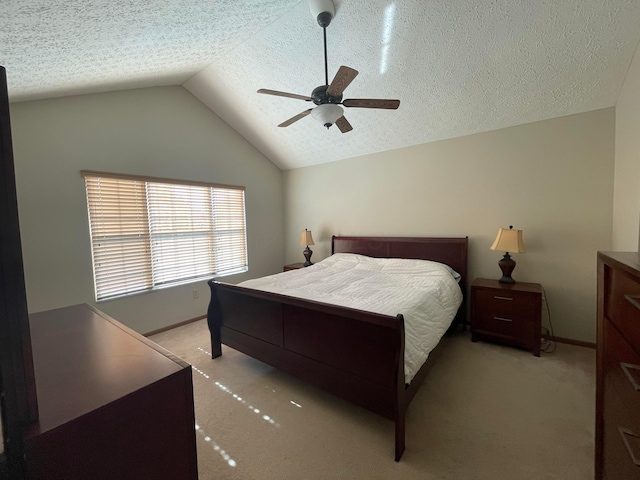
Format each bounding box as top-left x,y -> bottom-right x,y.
240,253 -> 463,383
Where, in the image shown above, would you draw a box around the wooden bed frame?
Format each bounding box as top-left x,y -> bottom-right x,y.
207,236 -> 468,461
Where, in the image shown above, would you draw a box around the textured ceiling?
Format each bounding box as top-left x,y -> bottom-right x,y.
1,0 -> 300,100
2,0 -> 640,170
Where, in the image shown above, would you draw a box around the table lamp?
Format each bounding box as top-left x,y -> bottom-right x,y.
300,229 -> 315,266
490,225 -> 525,284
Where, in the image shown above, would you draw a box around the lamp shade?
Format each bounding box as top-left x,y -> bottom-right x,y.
300,229 -> 315,246
490,228 -> 525,253
311,104 -> 343,127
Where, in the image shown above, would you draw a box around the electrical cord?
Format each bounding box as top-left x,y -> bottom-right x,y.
540,285 -> 556,353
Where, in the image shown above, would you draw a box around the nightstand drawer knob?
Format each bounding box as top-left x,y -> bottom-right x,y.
619,427 -> 640,466
494,296 -> 513,301
621,362 -> 640,391
493,316 -> 513,322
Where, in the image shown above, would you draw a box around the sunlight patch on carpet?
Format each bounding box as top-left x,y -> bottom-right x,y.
193,349 -> 281,428
195,423 -> 237,468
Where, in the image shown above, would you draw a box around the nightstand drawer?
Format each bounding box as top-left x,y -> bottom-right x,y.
473,310 -> 534,340
474,289 -> 537,319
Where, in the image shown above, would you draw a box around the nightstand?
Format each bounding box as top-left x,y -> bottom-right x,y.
283,262 -> 306,272
470,278 -> 542,356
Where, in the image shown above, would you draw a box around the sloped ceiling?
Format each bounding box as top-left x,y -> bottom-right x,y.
2,0 -> 640,170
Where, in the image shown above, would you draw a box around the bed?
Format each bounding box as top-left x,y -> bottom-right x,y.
206,236 -> 468,461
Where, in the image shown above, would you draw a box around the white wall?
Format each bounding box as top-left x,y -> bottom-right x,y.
10,86 -> 284,334
284,108 -> 615,343
614,42 -> 640,251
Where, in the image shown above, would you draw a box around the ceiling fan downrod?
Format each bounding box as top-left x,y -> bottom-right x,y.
310,0 -> 335,86
323,25 -> 329,86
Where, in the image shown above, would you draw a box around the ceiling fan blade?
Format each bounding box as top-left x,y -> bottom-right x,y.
326,66 -> 359,97
258,89 -> 313,101
335,116 -> 353,133
342,99 -> 400,109
278,109 -> 313,127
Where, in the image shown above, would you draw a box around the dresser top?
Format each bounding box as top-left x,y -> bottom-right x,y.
598,251 -> 640,278
25,304 -> 189,437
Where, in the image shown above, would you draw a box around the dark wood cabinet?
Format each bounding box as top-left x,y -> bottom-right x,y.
470,278 -> 542,356
22,304 -> 198,480
596,251 -> 640,479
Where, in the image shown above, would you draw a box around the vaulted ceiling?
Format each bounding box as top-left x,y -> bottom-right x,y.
3,0 -> 640,170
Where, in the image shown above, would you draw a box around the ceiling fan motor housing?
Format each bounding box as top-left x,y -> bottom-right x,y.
311,85 -> 342,105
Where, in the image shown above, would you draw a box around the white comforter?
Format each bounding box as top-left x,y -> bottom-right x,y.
240,253 -> 463,383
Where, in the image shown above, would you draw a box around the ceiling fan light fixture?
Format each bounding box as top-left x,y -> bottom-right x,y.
311,104 -> 343,129
309,0 -> 335,27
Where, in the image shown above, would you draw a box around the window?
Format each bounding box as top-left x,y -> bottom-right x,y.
82,171 -> 247,301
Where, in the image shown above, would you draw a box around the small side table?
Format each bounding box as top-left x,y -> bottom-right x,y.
283,262 -> 306,272
470,278 -> 542,356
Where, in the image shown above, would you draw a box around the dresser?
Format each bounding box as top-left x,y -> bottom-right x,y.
21,304 -> 198,480
596,251 -> 640,479
470,278 -> 542,356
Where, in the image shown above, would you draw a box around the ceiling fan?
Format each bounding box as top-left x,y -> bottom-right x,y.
257,0 -> 400,133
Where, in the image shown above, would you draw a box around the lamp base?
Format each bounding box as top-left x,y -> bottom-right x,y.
303,246 -> 314,267
497,252 -> 516,284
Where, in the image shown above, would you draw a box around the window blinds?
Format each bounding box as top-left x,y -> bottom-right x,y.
82,171 -> 247,301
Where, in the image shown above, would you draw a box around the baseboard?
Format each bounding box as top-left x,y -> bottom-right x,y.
144,315 -> 206,337
543,334 -> 595,349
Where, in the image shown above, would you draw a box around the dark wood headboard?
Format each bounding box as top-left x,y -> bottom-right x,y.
331,235 -> 468,291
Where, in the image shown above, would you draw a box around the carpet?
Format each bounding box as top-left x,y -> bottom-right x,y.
151,319 -> 595,480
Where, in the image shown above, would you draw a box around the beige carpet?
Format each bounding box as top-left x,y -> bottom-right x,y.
150,319 -> 595,480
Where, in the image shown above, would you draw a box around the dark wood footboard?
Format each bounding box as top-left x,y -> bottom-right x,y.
207,236 -> 467,461
207,282 -> 405,421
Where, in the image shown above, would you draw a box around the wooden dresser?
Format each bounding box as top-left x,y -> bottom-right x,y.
22,304 -> 198,479
596,251 -> 640,479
